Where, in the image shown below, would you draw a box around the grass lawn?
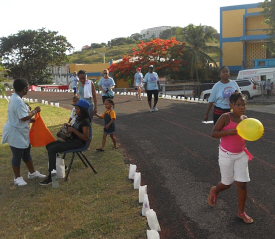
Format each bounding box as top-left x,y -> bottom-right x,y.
0,99 -> 147,239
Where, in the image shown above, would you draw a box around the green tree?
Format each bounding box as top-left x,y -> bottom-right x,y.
91,43 -> 103,48
0,62 -> 8,95
0,28 -> 73,84
130,33 -> 142,41
260,0 -> 275,54
177,24 -> 221,82
159,29 -> 172,39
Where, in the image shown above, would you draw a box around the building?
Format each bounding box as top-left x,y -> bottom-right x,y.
49,65 -> 70,85
140,26 -> 171,40
220,3 -> 275,76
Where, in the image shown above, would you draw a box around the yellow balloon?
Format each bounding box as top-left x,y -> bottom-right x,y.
236,118 -> 264,141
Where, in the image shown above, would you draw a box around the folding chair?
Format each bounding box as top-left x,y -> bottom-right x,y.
62,138 -> 97,181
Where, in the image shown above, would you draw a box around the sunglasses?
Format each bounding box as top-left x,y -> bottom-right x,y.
103,72 -> 107,74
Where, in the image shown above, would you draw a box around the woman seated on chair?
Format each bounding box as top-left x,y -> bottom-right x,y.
40,99 -> 91,185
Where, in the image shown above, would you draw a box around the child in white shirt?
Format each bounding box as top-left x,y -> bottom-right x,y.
68,96 -> 79,125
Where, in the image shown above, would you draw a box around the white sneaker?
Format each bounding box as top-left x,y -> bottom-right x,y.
149,108 -> 154,112
28,171 -> 47,179
14,177 -> 27,186
153,107 -> 158,111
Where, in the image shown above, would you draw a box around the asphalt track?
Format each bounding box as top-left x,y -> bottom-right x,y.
10,91 -> 275,239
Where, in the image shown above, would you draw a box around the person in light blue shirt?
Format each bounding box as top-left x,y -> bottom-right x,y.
97,69 -> 116,103
134,67 -> 143,100
143,65 -> 160,112
68,71 -> 79,96
204,66 -> 241,124
2,78 -> 46,186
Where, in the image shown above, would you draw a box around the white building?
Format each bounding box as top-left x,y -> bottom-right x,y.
48,65 -> 70,85
140,26 -> 172,40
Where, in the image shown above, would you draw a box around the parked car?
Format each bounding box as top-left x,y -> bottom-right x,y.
200,79 -> 260,100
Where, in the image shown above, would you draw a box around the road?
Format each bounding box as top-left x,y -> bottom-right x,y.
10,90 -> 275,239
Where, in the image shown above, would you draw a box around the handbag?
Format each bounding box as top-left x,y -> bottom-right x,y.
56,126 -> 72,142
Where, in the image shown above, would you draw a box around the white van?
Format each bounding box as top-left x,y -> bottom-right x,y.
237,67 -> 275,83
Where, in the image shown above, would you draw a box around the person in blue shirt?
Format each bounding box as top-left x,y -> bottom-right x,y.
204,66 -> 241,124
134,67 -> 143,101
97,69 -> 116,103
68,71 -> 79,96
143,65 -> 161,112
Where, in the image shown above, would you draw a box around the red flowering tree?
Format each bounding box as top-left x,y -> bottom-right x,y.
108,38 -> 188,83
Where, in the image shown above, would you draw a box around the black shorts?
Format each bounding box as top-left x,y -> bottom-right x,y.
147,90 -> 159,101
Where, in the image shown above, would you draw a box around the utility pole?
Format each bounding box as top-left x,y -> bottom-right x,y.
94,51 -> 105,63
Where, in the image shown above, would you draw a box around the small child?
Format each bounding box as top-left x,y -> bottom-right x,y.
207,92 -> 254,224
95,98 -> 117,151
68,96 -> 79,125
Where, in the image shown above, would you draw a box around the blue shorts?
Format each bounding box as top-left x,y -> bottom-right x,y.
73,86 -> 77,94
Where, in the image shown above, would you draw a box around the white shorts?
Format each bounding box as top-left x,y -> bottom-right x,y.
218,147 -> 250,185
135,83 -> 143,87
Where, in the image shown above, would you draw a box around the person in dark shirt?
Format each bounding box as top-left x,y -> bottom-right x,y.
40,99 -> 91,185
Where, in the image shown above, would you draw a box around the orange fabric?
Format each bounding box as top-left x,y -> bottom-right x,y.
29,113 -> 55,147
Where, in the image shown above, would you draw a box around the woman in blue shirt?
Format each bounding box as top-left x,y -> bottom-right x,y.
204,66 -> 241,124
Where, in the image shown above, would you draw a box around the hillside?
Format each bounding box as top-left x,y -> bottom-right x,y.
68,42 -> 220,65
68,44 -> 138,64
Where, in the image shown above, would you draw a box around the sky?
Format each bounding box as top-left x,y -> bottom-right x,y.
0,0 -> 258,53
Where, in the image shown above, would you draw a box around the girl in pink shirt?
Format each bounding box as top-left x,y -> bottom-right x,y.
207,92 -> 254,224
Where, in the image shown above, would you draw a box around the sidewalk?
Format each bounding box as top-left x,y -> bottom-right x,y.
247,95 -> 275,114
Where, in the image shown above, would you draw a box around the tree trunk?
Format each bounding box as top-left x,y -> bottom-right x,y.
196,68 -> 200,83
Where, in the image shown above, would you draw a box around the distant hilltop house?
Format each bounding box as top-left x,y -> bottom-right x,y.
82,45 -> 90,50
140,26 -> 172,40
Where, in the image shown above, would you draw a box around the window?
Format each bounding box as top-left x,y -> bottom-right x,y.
236,80 -> 251,87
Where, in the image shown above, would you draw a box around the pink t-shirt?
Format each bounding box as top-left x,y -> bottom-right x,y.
220,113 -> 245,153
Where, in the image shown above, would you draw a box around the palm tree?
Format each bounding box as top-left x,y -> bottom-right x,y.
182,24 -> 221,82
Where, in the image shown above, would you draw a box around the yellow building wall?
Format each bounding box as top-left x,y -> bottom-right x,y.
222,9 -> 245,38
68,63 -> 130,88
116,79 -> 129,88
247,7 -> 263,13
246,15 -> 269,35
69,63 -> 110,74
222,42 -> 243,66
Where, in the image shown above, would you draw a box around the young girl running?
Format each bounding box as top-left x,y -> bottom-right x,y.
207,92 -> 254,224
95,99 -> 117,151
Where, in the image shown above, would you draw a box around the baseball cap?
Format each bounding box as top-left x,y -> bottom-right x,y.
74,99 -> 90,109
137,67 -> 142,71
149,65 -> 154,68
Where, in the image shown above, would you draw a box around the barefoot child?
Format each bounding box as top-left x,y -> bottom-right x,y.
207,92 -> 254,224
95,99 -> 117,151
